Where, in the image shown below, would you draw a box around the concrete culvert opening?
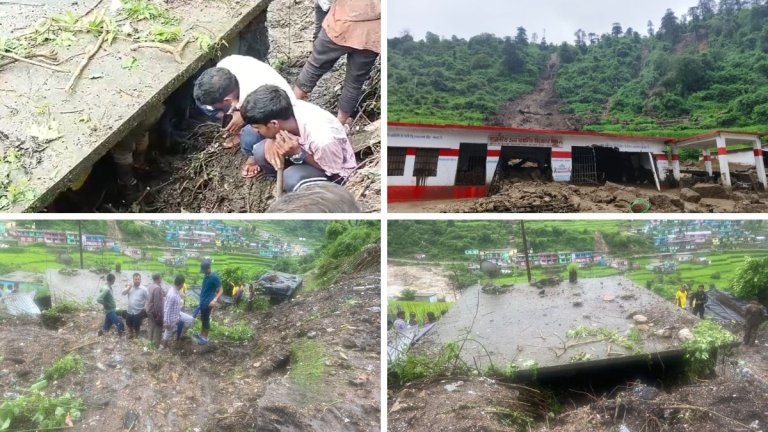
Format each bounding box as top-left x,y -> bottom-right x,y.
32,4 -> 380,213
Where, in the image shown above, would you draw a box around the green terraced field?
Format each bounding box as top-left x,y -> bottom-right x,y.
0,245 -> 283,279
627,250 -> 768,300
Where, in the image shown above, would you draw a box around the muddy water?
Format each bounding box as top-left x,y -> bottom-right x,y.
417,276 -> 697,370
387,264 -> 459,302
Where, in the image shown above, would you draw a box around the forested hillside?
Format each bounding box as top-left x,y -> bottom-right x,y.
388,221 -> 650,261
388,30 -> 547,124
388,0 -> 768,136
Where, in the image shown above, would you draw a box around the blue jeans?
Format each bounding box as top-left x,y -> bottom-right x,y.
103,310 -> 125,334
239,125 -> 264,157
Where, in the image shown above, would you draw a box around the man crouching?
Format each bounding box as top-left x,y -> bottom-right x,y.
239,84 -> 357,193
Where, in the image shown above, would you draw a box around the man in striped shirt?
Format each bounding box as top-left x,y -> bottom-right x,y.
162,275 -> 192,347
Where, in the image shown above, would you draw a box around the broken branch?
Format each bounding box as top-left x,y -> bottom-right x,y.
0,51 -> 68,72
65,31 -> 107,93
129,36 -> 191,63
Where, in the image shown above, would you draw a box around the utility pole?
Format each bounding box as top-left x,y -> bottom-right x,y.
78,220 -> 84,269
520,220 -> 532,283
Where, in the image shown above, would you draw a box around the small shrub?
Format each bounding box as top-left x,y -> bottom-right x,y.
44,353 -> 84,381
399,288 -> 417,301
684,320 -> 738,378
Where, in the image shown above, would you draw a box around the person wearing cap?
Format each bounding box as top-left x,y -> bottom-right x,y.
145,273 -> 166,347
675,284 -> 689,310
195,259 -> 222,345
192,55 -> 296,178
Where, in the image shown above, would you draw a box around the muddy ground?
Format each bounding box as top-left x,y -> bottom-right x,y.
490,53 -> 590,131
389,178 -> 768,213
389,331 -> 768,432
386,263 -> 458,302
46,0 -> 380,213
0,268 -> 381,431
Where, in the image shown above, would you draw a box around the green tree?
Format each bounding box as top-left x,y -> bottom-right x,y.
730,256 -> 768,302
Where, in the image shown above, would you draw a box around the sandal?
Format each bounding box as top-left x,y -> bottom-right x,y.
241,157 -> 262,179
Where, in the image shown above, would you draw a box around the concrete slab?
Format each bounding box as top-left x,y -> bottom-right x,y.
411,276 -> 698,374
45,268 -> 173,307
0,0 -> 271,211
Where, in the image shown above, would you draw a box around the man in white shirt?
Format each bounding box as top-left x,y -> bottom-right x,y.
193,55 -> 296,177
240,84 -> 357,194
121,273 -> 148,339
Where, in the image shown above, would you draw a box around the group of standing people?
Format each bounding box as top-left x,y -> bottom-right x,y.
95,259 -> 223,347
674,284 -> 709,318
675,283 -> 766,347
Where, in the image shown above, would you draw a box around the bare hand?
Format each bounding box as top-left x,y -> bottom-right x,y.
275,130 -> 301,157
223,111 -> 245,134
265,139 -> 285,169
208,299 -> 217,309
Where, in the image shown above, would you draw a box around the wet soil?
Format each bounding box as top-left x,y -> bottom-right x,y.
491,53 -> 589,131
389,179 -> 768,213
0,269 -> 381,431
387,263 -> 459,302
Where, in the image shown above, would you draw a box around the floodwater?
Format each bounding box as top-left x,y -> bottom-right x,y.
415,276 -> 697,370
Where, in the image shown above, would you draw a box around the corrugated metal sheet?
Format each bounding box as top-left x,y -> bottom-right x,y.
1,292 -> 41,315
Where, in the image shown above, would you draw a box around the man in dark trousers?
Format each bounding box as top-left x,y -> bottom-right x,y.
744,298 -> 765,346
145,273 -> 166,347
689,285 -> 708,319
194,259 -> 222,346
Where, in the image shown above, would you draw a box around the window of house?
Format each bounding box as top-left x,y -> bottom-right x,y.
388,147 -> 407,176
413,148 -> 439,177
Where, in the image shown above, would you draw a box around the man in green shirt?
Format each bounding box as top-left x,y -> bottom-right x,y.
96,273 -> 125,337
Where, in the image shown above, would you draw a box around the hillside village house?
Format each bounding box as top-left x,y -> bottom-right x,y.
387,123 -> 766,202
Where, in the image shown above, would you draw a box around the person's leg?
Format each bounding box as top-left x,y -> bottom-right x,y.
283,164 -> 330,193
199,306 -> 211,341
313,2 -> 328,41
744,325 -> 751,345
103,313 -> 112,332
239,125 -> 264,157
245,139 -> 278,179
295,29 -> 350,99
109,311 -> 125,336
337,49 -> 378,125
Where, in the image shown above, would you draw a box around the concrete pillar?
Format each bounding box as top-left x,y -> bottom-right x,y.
716,135 -> 731,188
703,149 -> 713,176
754,138 -> 767,191
671,145 -> 681,181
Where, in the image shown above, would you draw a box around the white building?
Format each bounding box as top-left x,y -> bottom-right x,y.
387,123 -> 766,202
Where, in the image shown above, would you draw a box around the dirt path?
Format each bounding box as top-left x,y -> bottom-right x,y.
492,53 -> 583,130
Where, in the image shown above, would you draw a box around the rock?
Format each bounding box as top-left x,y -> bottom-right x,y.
633,385 -> 660,401
680,188 -> 702,203
444,381 -> 463,392
603,181 -> 624,192
677,328 -> 695,342
636,324 -> 650,332
603,294 -> 615,302
573,301 -> 583,307
654,329 -> 674,338
341,338 -> 358,349
306,331 -> 318,339
124,410 -> 139,429
633,315 -> 648,324
692,183 -> 728,199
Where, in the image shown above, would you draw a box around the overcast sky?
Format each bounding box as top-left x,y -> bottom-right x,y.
387,0 -> 696,44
